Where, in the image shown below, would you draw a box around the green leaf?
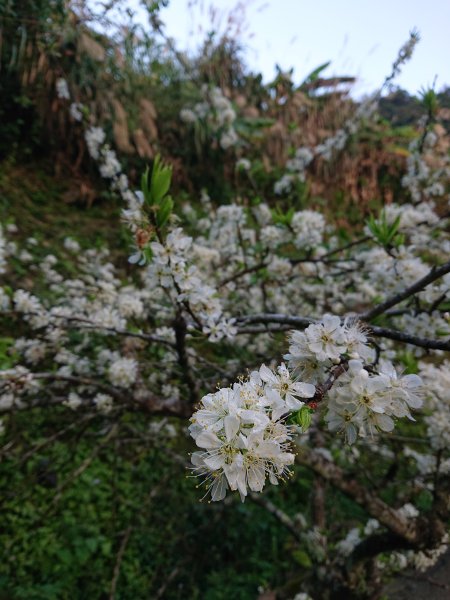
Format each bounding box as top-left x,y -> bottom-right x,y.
420,87 -> 438,116
143,246 -> 153,263
271,205 -> 294,226
300,61 -> 331,87
366,209 -> 401,247
398,351 -> 419,374
292,549 -> 312,567
156,195 -> 173,228
150,154 -> 172,205
293,406 -> 313,432
141,167 -> 151,205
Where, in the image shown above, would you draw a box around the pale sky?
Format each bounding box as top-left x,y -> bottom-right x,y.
155,0 -> 450,96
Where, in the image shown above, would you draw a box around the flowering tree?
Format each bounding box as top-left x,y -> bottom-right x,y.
1,17 -> 449,599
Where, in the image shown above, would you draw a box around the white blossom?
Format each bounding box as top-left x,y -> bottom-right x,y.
56,78 -> 70,100
108,358 -> 138,388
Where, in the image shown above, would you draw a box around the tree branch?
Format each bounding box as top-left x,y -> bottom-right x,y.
235,313 -> 450,351
236,313 -> 314,328
32,373 -> 125,400
173,313 -> 199,405
296,448 -> 420,544
4,312 -> 176,348
48,423 -> 119,510
219,262 -> 267,287
361,259 -> 450,321
109,526 -> 133,600
368,325 -> 450,351
350,531 -> 415,562
0,374 -> 191,418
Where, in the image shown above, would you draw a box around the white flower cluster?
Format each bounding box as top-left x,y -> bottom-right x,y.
275,33 -> 419,195
0,224 -> 8,274
274,95 -> 378,194
99,148 -> 122,179
402,129 -> 450,204
336,518 -> 380,558
291,210 -> 326,249
180,85 -> 239,150
69,102 -> 84,121
108,357 -> 138,388
236,158 -> 251,171
189,363 -> 315,501
286,315 -> 374,382
94,393 -> 114,414
326,359 -> 422,444
56,77 -> 70,100
274,173 -> 295,195
285,147 -> 314,180
85,131 -> 122,182
286,316 -> 423,444
190,316 -> 423,501
336,527 -> 361,557
347,233 -> 449,316
85,126 -> 106,160
83,123 -> 147,239
418,360 -> 450,450
407,533 -> 449,571
146,227 -> 237,342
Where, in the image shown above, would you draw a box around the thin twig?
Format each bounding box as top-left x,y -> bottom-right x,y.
3,311 -> 176,348
236,313 -> 314,328
249,493 -> 303,542
219,262 -> 267,287
32,373 -> 126,400
48,423 -> 119,510
19,412 -> 98,464
109,526 -> 133,600
317,236 -> 371,260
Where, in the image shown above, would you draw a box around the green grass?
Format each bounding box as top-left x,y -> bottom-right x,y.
0,158 -> 126,257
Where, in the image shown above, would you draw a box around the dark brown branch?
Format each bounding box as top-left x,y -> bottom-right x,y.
236,313 -> 314,328
312,362 -> 348,404
296,449 -> 420,544
0,374 -> 191,418
219,262 -> 267,287
351,532 -> 415,562
318,236 -> 372,260
235,313 -> 450,351
33,373 -> 126,400
361,259 -> 450,321
237,325 -> 291,335
368,325 -> 450,351
290,257 -> 357,266
3,312 -> 176,348
173,313 -> 199,405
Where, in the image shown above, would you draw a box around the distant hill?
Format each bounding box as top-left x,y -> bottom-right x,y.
379,87 -> 450,130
